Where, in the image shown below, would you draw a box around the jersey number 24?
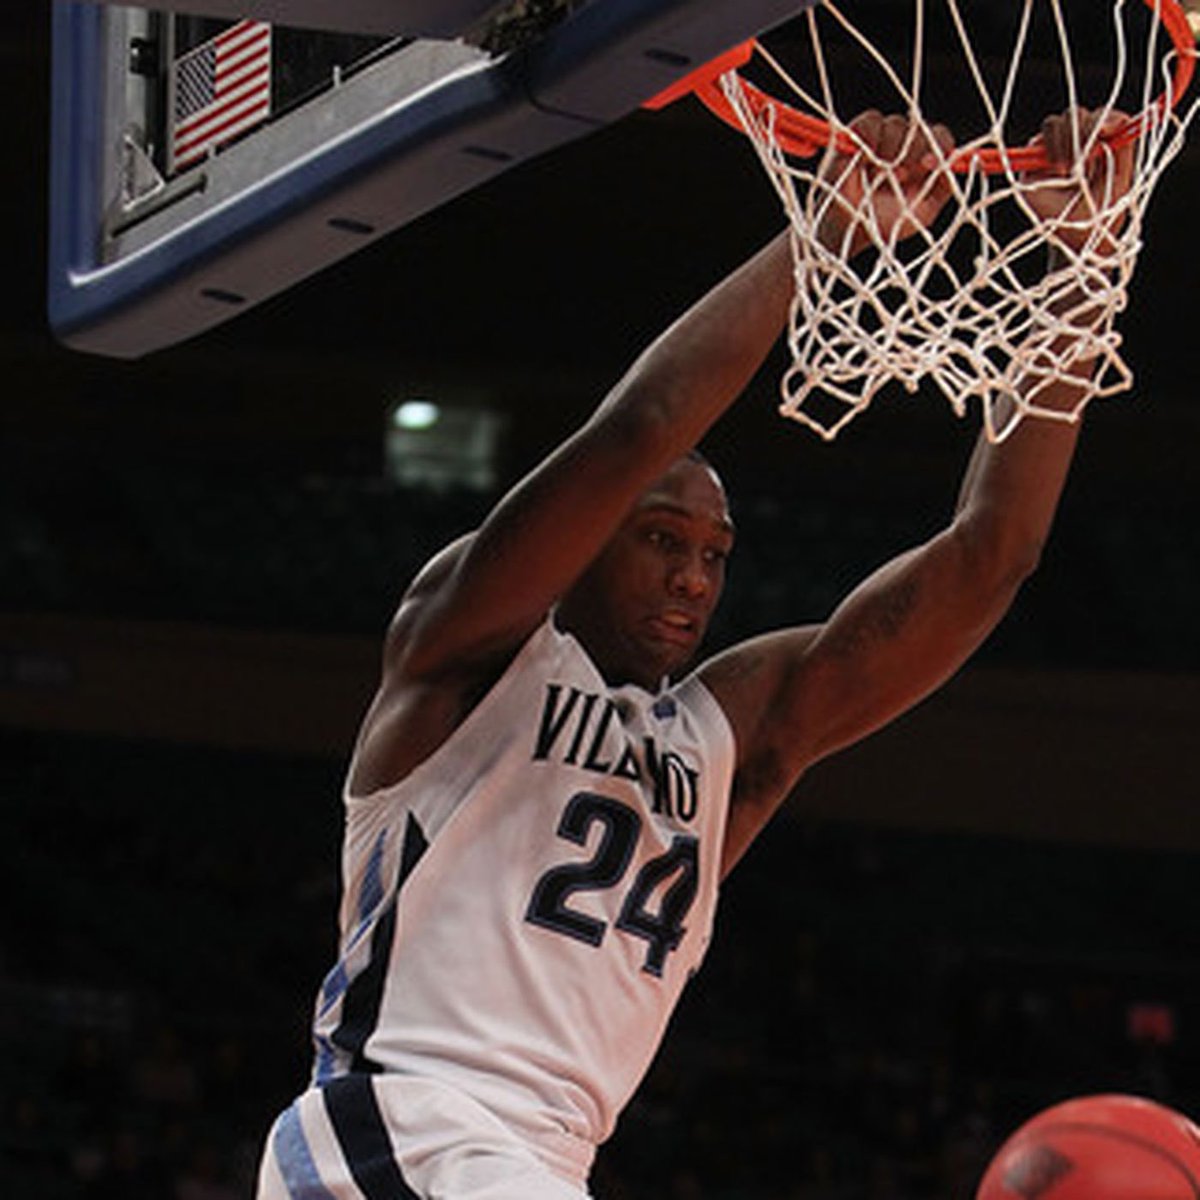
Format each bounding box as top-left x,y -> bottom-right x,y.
525,791 -> 699,978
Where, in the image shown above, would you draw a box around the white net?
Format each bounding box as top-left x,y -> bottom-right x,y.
716,0 -> 1199,441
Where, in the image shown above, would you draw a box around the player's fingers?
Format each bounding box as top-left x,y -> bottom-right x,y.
1094,108 -> 1134,191
1097,107 -> 1131,138
909,121 -> 955,178
1039,112 -> 1074,171
878,113 -> 911,163
926,122 -> 955,163
1043,107 -> 1121,168
1059,107 -> 1133,202
848,109 -> 885,156
1093,135 -> 1135,204
1111,138 -> 1136,198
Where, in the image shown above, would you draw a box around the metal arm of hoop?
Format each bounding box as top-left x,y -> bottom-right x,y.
647,0 -> 1197,174
641,40 -> 754,110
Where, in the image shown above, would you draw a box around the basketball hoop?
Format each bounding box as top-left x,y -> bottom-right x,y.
649,0 -> 1200,441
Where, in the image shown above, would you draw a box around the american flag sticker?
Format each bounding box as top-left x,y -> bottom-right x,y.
170,20 -> 272,173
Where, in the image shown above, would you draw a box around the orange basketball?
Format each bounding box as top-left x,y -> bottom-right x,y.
976,1094 -> 1200,1200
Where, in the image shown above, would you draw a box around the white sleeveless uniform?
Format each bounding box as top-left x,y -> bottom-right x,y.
257,618 -> 736,1199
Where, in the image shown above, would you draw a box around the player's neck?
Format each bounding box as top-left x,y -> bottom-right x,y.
553,610 -> 667,694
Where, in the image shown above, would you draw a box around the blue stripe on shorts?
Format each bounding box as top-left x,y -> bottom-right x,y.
274,1102 -> 339,1200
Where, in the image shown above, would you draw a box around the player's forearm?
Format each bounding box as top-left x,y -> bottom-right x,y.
953,383 -> 1083,590
605,231 -> 793,452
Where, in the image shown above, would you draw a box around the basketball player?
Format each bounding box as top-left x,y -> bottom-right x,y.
257,109 -> 1133,1199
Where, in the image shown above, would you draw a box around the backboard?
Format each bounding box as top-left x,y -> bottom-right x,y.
73,0 -> 537,38
49,0 -> 813,358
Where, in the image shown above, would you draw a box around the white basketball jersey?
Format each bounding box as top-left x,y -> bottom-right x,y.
309,617 -> 735,1184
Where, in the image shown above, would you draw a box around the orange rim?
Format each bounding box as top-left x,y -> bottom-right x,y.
645,0 -> 1197,173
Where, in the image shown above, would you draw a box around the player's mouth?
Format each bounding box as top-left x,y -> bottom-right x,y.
645,610 -> 701,647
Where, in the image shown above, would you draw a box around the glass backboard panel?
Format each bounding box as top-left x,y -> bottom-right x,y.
49,0 -> 811,358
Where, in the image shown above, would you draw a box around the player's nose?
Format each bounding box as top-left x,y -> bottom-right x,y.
668,553 -> 710,600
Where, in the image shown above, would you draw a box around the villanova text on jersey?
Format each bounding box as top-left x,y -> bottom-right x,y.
531,682 -> 701,823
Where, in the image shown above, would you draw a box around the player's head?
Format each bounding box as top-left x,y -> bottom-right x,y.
558,452 -> 733,689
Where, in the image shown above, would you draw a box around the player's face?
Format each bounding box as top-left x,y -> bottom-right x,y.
559,458 -> 734,689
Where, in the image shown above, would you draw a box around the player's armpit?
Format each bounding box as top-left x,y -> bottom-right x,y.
699,625 -> 823,877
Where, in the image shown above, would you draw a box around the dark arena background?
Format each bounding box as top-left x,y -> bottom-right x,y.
5,4 -> 1200,1198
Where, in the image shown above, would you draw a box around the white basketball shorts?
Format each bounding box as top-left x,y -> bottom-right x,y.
256,1074 -> 593,1200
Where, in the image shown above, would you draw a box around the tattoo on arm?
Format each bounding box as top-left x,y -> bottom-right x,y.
825,573 -> 920,659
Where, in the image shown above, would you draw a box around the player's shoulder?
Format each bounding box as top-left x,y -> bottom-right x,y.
698,625 -> 823,719
382,533 -> 482,676
350,544 -> 558,799
397,533 -> 477,618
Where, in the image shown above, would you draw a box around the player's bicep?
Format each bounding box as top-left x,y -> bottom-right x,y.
782,523 -> 1024,766
702,542 -> 979,781
699,625 -> 823,762
711,526 -> 1026,874
398,402 -> 672,681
